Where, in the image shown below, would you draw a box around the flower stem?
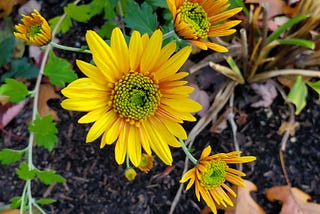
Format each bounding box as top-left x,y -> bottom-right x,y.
50,41 -> 91,54
126,153 -> 130,169
179,138 -> 198,165
163,30 -> 176,40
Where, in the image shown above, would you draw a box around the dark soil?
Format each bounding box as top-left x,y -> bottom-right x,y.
1,1 -> 320,213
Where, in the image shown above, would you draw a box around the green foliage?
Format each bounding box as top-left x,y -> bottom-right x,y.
0,149 -> 24,165
278,39 -> 315,49
28,115 -> 58,151
1,57 -> 39,81
266,15 -> 309,44
44,51 -> 78,87
36,170 -> 66,185
49,15 -> 73,34
124,1 -> 158,35
0,36 -> 14,67
16,162 -> 36,181
287,76 -> 307,115
145,0 -> 168,8
64,4 -> 91,22
10,197 -> 23,209
0,78 -> 29,103
36,198 -> 57,205
307,80 -> 320,99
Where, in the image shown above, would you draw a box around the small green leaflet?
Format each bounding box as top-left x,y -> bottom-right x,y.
287,76 -> 307,115
10,196 -> 23,209
64,4 -> 91,22
0,36 -> 14,67
36,170 -> 66,185
44,51 -> 78,87
28,115 -> 58,151
307,80 -> 320,99
16,162 -> 36,181
0,149 -> 24,165
49,15 -> 73,34
1,57 -> 39,81
124,1 -> 158,35
0,78 -> 29,103
36,198 -> 57,205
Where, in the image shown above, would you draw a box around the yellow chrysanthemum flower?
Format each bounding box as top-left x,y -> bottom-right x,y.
166,0 -> 242,52
61,28 -> 202,167
14,9 -> 51,46
138,153 -> 154,173
180,146 -> 256,214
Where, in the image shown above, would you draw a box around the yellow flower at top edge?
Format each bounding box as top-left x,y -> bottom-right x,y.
61,27 -> 202,167
166,0 -> 242,52
14,9 -> 52,46
180,146 -> 256,214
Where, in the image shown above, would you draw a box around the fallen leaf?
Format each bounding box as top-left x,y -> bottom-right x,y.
189,83 -> 210,117
0,95 -> 9,105
38,84 -> 60,121
245,0 -> 287,19
251,80 -> 278,108
0,209 -> 20,214
0,0 -> 28,17
0,100 -> 27,128
218,180 -> 266,214
277,121 -> 300,136
266,185 -> 320,214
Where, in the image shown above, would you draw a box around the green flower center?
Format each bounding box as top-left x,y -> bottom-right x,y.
178,2 -> 210,39
112,72 -> 161,121
200,159 -> 228,190
27,24 -> 42,38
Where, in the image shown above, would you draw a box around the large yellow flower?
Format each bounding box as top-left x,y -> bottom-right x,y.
180,146 -> 256,214
61,28 -> 202,167
166,0 -> 242,52
14,9 -> 51,46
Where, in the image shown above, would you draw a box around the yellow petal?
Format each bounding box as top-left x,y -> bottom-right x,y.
86,110 -> 116,142
129,31 -> 143,71
138,124 -> 151,154
115,121 -> 128,165
102,117 -> 122,146
158,116 -> 187,139
76,60 -> 108,84
61,99 -> 106,112
200,146 -> 212,160
159,105 -> 197,121
161,85 -> 194,96
78,107 -> 108,124
152,42 -> 176,72
127,125 -> 141,167
140,29 -> 162,74
156,46 -> 191,80
111,28 -> 130,74
161,98 -> 202,113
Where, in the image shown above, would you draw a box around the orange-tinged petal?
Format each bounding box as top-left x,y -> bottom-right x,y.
200,146 -> 212,160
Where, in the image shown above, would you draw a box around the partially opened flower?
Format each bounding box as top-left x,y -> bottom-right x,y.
138,154 -> 154,173
180,146 -> 256,213
14,9 -> 51,46
61,27 -> 202,167
166,0 -> 242,52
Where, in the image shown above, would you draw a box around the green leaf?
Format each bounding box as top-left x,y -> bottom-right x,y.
16,162 -> 36,181
307,80 -> 320,99
103,1 -> 116,21
266,15 -> 309,44
36,198 -> 57,205
0,149 -> 24,165
44,51 -> 78,87
64,4 -> 91,22
99,22 -> 117,39
278,39 -> 315,49
145,0 -> 168,8
124,1 -> 158,35
49,15 -> 73,34
0,36 -> 14,67
0,78 -> 29,103
36,170 -> 66,185
10,197 -> 22,209
28,115 -> 58,151
0,17 -> 15,42
1,57 -> 39,81
287,76 -> 307,115
89,0 -> 105,16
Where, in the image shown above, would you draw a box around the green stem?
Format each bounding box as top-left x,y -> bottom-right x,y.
32,201 -> 47,214
163,30 -> 176,40
125,153 -> 130,169
179,138 -> 198,165
50,42 -> 91,54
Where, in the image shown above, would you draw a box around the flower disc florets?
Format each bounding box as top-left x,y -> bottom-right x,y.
112,72 -> 161,122
200,160 -> 228,190
177,2 -> 210,39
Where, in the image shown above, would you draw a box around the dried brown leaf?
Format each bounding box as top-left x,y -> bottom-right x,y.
38,84 -> 60,121
266,186 -> 320,214
277,121 -> 300,136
